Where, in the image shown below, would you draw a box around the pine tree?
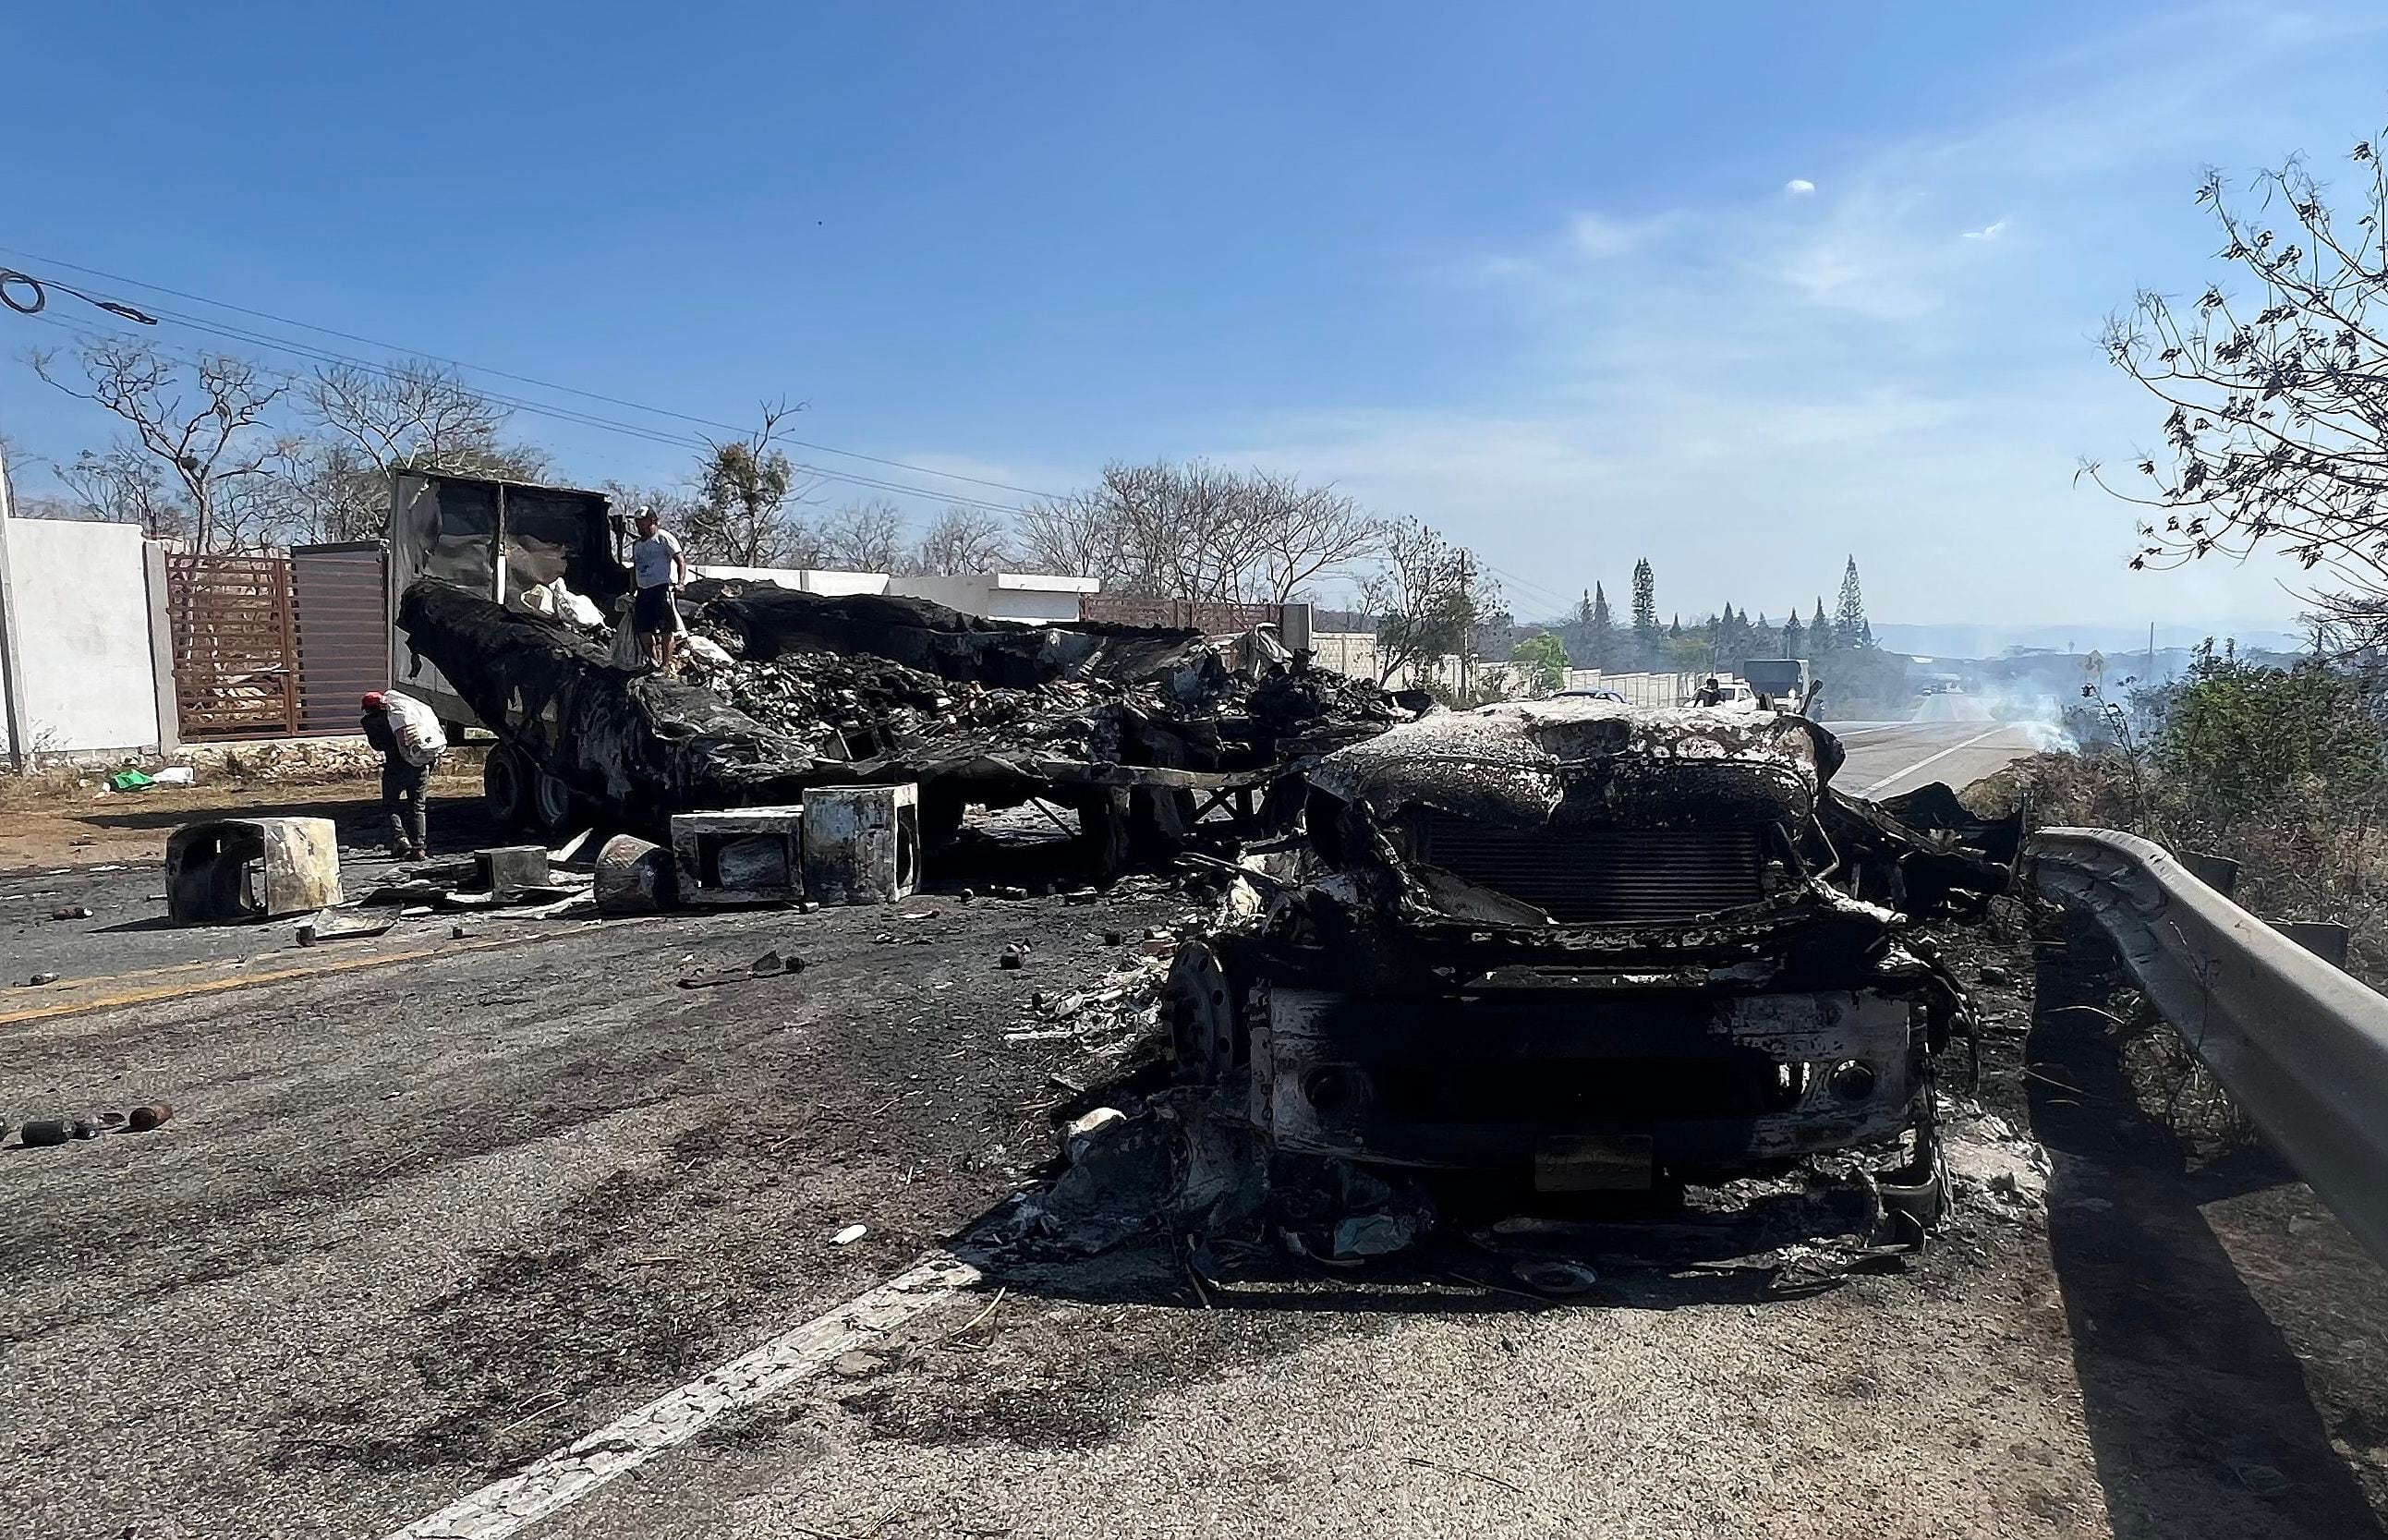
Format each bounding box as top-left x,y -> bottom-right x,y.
1782,607 -> 1805,658
1566,588 -> 1594,664
1810,596 -> 1835,654
1587,582 -> 1616,668
1629,558 -> 1657,666
1835,555 -> 1869,648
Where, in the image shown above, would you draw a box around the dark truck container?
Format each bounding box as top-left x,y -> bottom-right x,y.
387,468 -> 629,742
1739,657 -> 1812,707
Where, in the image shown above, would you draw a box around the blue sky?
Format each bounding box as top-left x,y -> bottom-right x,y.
4,1 -> 2384,629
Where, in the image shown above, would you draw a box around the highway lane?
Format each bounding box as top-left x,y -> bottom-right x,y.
1828,701 -> 2054,799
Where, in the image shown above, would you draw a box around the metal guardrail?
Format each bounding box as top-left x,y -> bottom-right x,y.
2024,827 -> 2388,1266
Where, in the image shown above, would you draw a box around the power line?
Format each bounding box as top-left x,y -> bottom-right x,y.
1483,561 -> 1577,615
11,297 -> 1038,518
0,244 -> 1073,504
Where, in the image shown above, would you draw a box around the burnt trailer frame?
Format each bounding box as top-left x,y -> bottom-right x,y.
1168,697 -> 2011,1202
394,578 -> 1328,861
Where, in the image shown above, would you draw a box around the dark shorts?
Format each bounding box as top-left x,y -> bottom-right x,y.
633,585 -> 684,636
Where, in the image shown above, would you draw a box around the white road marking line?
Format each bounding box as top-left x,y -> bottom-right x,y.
1860,726 -> 2016,795
382,1252 -> 982,1540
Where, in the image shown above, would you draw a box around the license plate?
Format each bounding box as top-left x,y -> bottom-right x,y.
1534,1134 -> 1655,1192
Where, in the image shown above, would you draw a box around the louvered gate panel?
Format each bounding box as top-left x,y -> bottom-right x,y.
290,543 -> 390,735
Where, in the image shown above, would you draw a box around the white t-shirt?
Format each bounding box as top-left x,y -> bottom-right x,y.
633,529 -> 684,589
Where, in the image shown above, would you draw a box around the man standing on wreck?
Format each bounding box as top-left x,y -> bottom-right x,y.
630,505 -> 689,674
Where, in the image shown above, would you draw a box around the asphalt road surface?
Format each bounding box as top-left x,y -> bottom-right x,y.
7,746 -> 2387,1539
1829,697 -> 2054,801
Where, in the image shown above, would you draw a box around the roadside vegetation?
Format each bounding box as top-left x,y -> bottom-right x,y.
1975,649 -> 2388,1146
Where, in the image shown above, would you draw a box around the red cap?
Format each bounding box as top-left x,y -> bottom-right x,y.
361,691 -> 386,710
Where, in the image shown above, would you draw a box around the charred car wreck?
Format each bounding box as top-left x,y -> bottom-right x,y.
1165,697 -> 2018,1218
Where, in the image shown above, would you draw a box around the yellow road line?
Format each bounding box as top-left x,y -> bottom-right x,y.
0,930 -> 558,1027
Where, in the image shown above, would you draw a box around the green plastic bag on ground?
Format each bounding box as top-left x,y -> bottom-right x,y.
107,768 -> 154,793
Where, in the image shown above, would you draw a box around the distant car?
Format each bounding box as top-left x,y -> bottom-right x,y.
1555,687 -> 1628,702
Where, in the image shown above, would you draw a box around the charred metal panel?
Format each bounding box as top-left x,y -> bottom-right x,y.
1308,697 -> 1836,831
1414,816 -> 1764,924
1254,984 -> 1918,1173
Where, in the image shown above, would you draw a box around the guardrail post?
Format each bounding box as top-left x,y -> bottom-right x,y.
2272,919 -> 2352,971
2183,852 -> 2240,898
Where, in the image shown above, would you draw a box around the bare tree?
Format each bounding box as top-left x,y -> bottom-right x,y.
0,430 -> 82,523
55,445 -> 188,540
686,399 -> 820,567
1014,490 -> 1127,583
30,337 -> 288,552
289,358 -> 550,542
818,499 -> 908,572
1012,460 -> 1382,603
2095,133 -> 2388,637
1357,517 -> 1500,687
907,505 -> 1012,575
1241,470 -> 1380,603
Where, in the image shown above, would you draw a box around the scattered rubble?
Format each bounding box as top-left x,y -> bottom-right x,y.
1511,1258 -> 1601,1295
677,949 -> 806,988
9,1102 -> 177,1149
296,912 -> 396,947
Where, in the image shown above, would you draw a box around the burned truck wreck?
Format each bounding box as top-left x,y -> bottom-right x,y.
1165,697 -> 2018,1217
394,576 -> 1415,861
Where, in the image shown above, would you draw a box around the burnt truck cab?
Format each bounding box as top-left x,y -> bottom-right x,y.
1168,696 -> 2010,1206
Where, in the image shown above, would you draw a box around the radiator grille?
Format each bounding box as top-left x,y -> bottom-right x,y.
1414,815 -> 1764,925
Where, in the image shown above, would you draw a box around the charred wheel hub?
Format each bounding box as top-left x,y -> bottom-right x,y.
1164,941 -> 1242,1087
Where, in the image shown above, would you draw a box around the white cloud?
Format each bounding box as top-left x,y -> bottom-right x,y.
1784,177 -> 1816,196
1564,211 -> 1669,260
1961,218 -> 2008,240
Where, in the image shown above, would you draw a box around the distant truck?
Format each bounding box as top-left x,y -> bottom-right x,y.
1739,658 -> 1813,708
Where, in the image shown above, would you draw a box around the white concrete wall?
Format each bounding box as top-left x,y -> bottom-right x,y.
694,564 -> 891,596
0,517 -> 164,755
887,572 -> 1095,624
1312,629 -> 1383,682
692,564 -> 1099,624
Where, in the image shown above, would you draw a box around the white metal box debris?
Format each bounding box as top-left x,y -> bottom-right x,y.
164,817 -> 344,923
800,783 -> 921,904
670,806 -> 806,906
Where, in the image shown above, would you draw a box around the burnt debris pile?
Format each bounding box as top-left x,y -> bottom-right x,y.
684,579 -> 1412,774
395,576 -> 1419,846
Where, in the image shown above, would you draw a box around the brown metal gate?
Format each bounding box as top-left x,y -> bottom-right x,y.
1078,596 -> 1282,634
165,553 -> 301,741
290,542 -> 389,735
